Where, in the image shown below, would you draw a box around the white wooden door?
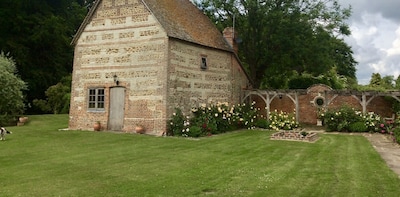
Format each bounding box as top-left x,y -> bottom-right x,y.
108,87 -> 125,131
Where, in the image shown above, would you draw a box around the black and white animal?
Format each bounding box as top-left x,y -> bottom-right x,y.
0,127 -> 12,140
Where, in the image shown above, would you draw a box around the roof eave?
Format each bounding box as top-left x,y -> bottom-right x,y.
70,0 -> 102,45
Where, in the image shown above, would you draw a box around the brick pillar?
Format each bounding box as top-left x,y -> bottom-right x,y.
223,27 -> 239,54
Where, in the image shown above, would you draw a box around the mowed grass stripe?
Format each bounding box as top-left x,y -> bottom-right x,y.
0,115 -> 399,196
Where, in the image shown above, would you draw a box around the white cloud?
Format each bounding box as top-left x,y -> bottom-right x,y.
386,27 -> 400,56
339,2 -> 400,85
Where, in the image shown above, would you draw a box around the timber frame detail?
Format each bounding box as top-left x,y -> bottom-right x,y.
242,88 -> 400,122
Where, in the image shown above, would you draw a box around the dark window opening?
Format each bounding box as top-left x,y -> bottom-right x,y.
88,88 -> 105,111
201,57 -> 207,70
314,96 -> 325,107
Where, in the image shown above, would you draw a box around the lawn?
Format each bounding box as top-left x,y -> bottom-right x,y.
1,115 -> 400,197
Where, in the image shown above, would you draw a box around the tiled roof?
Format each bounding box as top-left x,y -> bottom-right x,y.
72,0 -> 233,52
143,0 -> 232,51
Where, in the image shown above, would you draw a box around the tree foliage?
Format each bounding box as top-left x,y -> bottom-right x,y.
33,75 -> 71,114
0,52 -> 27,125
196,0 -> 357,89
396,75 -> 400,89
288,66 -> 347,89
368,73 -> 382,88
0,0 -> 91,113
366,73 -> 399,90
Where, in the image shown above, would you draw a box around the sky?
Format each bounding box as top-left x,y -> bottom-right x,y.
337,0 -> 400,84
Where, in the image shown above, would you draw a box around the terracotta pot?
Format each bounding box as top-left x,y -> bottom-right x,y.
19,117 -> 28,123
94,122 -> 101,131
135,126 -> 145,134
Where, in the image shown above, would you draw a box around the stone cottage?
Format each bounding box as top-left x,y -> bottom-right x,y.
69,0 -> 251,135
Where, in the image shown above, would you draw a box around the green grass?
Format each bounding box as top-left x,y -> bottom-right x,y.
1,115 -> 400,196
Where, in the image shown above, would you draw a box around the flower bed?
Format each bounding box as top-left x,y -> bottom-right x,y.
270,130 -> 319,142
167,102 -> 259,137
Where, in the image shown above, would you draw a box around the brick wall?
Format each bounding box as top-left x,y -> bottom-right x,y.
250,84 -> 394,125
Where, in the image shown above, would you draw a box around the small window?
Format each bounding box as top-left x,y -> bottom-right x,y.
201,57 -> 207,70
314,96 -> 325,107
88,88 -> 105,111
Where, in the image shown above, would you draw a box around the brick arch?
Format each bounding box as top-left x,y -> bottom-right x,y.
307,84 -> 333,93
242,90 -> 303,122
242,85 -> 400,125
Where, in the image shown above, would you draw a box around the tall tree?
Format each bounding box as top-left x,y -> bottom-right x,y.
0,52 -> 27,125
0,0 -> 88,113
396,75 -> 400,89
381,75 -> 394,89
369,73 -> 382,88
196,0 -> 357,89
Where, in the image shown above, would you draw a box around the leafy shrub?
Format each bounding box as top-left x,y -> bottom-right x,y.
0,115 -> 17,126
33,75 -> 71,114
255,118 -> 270,129
323,105 -> 396,134
288,76 -> 321,89
168,102 -> 258,137
188,126 -> 202,137
268,110 -> 299,130
393,127 -> 400,144
391,115 -> 400,144
287,71 -> 345,90
379,119 -> 395,134
323,105 -> 363,132
227,102 -> 258,130
348,122 -> 368,132
362,112 -> 382,132
191,103 -> 231,134
0,52 -> 27,125
167,108 -> 186,136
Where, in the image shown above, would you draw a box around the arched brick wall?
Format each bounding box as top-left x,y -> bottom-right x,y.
245,84 -> 397,125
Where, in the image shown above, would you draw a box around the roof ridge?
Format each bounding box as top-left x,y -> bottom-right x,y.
71,0 -> 232,52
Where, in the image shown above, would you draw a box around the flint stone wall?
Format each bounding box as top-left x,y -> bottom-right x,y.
69,0 -> 250,135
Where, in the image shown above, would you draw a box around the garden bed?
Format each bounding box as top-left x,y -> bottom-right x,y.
270,130 -> 319,142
